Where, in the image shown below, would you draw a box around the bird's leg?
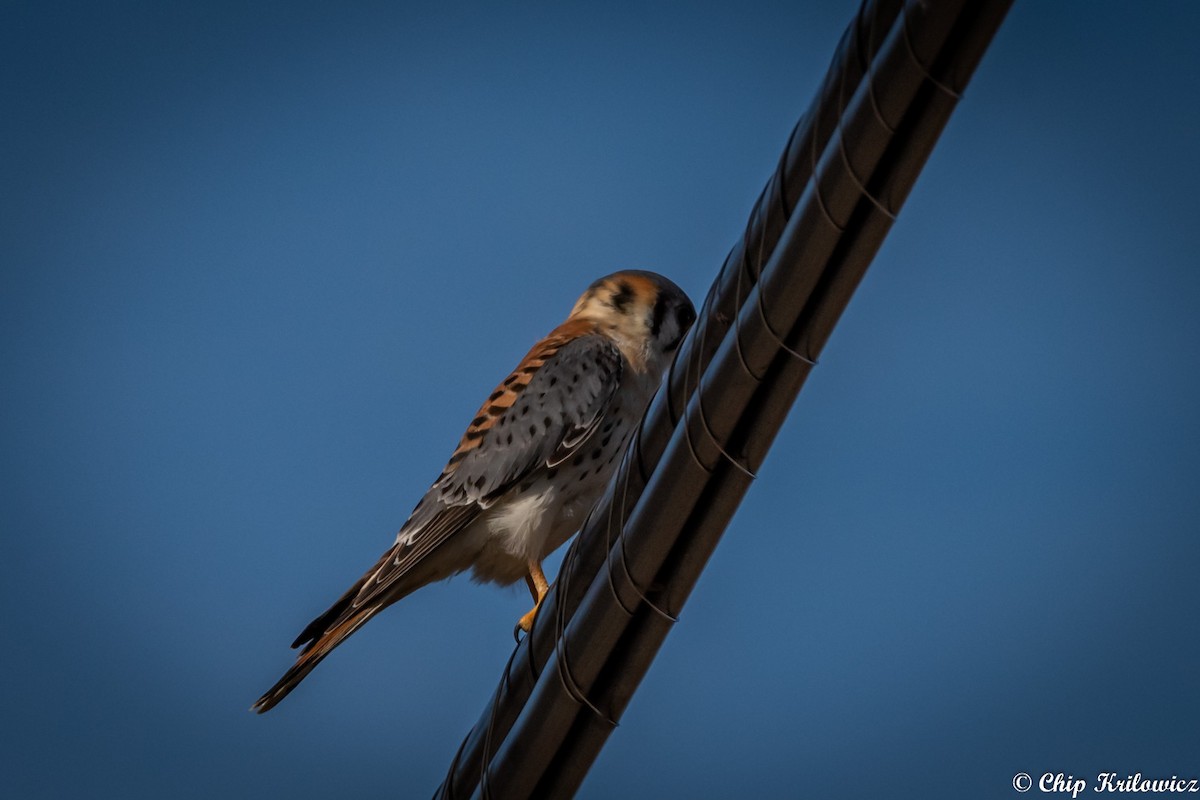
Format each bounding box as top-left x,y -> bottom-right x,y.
514,560 -> 549,639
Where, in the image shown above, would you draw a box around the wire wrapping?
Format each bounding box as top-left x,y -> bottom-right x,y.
729,266 -> 761,383
550,608 -> 615,727
835,60 -> 898,221
547,498 -> 618,725
686,280 -> 758,479
809,67 -> 848,236
774,112 -> 805,219
900,0 -> 964,100
605,403 -> 679,624
477,643 -> 522,800
859,0 -> 898,135
745,202 -> 821,371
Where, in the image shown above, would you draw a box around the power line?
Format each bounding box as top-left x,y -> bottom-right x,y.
437,1 -> 1012,796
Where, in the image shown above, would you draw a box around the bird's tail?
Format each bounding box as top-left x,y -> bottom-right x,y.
252,579 -> 382,714
251,547 -> 402,714
253,506 -> 477,713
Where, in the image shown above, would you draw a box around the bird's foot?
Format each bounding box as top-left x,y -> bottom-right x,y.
513,602 -> 542,642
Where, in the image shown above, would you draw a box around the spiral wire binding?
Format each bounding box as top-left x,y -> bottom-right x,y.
729,257 -> 763,384
746,200 -> 821,372
835,54 -> 898,221
477,642 -> 522,800
551,516 -> 617,727
809,67 -> 848,236
603,383 -> 680,624
774,112 -> 805,219
859,0 -> 898,135
684,280 -> 758,480
900,0 -> 964,100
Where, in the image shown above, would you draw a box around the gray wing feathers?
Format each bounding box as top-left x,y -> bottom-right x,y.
437,334 -> 622,505
349,334 -> 621,607
255,335 -> 624,712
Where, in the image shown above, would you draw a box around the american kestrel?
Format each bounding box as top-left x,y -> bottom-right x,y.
253,270 -> 695,713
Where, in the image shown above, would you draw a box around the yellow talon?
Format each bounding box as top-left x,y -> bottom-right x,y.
514,560 -> 549,638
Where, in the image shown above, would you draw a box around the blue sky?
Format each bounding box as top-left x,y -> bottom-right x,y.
2,2 -> 1197,798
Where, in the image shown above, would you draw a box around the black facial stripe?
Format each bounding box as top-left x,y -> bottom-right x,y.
649,292 -> 669,338
663,303 -> 697,352
610,281 -> 634,314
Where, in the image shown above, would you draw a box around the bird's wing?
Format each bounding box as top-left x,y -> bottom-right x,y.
348,326 -> 623,610
434,326 -> 624,504
252,326 -> 624,712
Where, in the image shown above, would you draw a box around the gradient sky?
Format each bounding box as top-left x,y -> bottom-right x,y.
3,2 -> 1198,798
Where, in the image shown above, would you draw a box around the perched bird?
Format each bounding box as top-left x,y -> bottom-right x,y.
253,270 -> 695,713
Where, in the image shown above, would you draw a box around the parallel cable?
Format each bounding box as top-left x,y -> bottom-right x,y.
436,3 -> 1012,795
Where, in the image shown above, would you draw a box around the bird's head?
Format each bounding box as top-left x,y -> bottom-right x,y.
569,270 -> 697,373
